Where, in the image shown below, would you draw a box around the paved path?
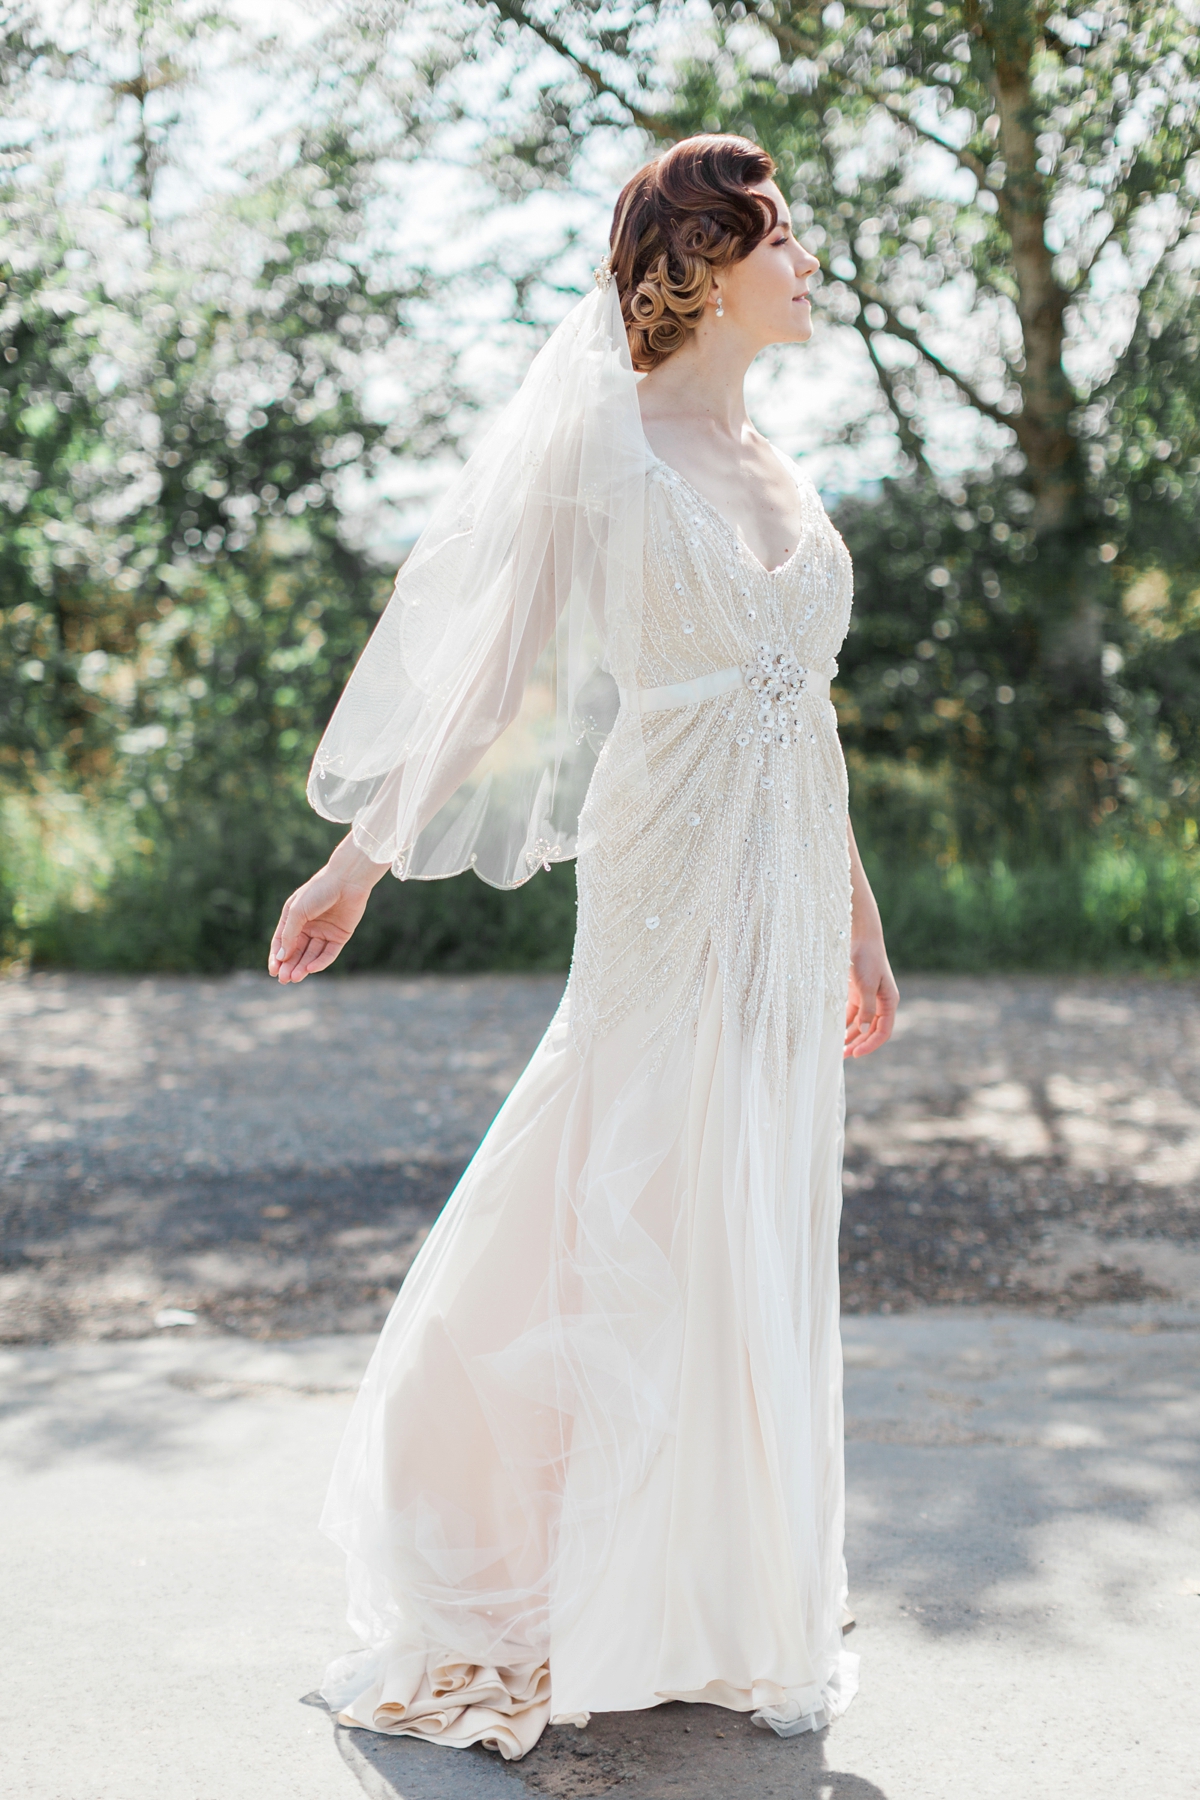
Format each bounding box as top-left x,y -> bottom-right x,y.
3,1311 -> 1197,1799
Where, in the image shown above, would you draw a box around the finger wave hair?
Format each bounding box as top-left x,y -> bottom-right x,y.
609,134 -> 778,371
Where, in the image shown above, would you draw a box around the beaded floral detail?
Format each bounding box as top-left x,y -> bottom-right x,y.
742,644 -> 809,749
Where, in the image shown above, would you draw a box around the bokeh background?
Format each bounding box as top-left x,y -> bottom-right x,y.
2,0 -> 1198,976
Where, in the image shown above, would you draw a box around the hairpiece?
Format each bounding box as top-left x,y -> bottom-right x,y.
593,252 -> 614,291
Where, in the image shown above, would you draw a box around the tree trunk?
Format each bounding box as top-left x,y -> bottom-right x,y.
978,7 -> 1104,798
985,25 -> 1083,534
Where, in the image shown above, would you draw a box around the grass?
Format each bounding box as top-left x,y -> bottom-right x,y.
864,845 -> 1200,972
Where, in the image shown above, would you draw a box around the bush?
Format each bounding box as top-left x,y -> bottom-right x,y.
19,788 -> 579,975
862,847 -> 1200,972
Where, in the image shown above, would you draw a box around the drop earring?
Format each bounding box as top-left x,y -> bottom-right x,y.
715,295 -> 724,318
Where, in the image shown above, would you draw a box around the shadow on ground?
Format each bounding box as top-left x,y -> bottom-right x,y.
1,1159 -> 463,1343
306,1693 -> 891,1800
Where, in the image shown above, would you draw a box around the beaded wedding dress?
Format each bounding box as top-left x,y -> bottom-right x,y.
317,421 -> 860,1758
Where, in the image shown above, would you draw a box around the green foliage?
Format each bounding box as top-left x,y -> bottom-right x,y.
25,825 -> 579,973
861,841 -> 1200,971
846,751 -> 1199,967
0,4 -> 521,974
0,129 -> 427,778
834,468 -> 1200,965
833,468 -> 1199,853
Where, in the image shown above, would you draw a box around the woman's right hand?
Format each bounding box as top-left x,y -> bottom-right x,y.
268,835 -> 389,984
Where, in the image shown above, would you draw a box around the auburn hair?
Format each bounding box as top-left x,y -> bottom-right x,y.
608,134 -> 778,371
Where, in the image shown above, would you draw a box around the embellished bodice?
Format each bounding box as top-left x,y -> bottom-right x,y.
570,450 -> 855,1084
634,451 -> 850,695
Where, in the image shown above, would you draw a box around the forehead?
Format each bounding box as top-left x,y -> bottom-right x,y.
749,178 -> 789,220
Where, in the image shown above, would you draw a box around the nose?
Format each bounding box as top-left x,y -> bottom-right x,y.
796,242 -> 820,277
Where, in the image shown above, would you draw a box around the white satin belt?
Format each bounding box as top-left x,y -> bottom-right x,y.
619,664 -> 832,714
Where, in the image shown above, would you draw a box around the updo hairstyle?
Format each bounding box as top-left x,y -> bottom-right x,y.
609,135 -> 778,371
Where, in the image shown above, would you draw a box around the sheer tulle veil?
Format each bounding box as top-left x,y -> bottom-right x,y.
307,272 -> 649,887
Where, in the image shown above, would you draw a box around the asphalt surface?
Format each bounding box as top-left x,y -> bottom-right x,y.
3,1312 -> 1197,1799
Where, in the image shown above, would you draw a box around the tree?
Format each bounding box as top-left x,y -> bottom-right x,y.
0,0 -> 589,965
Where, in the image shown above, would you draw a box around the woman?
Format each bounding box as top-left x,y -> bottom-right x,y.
269,134 -> 898,1760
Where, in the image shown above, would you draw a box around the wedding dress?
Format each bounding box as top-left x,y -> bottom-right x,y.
313,280 -> 859,1758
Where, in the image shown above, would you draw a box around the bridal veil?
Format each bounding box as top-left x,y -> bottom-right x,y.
307,276 -> 649,887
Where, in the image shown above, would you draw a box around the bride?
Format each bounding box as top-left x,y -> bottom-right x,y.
269,133 -> 898,1760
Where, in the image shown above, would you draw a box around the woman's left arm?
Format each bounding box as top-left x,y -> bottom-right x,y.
844,818 -> 899,1058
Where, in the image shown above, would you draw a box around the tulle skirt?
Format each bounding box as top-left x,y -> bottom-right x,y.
319,944 -> 857,1758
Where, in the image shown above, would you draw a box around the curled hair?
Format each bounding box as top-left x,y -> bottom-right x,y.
609,134 -> 778,371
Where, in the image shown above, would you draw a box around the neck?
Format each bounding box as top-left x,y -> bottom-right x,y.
637,318 -> 759,441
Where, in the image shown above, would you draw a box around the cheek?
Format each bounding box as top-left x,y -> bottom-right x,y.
731,251 -> 799,320
770,255 -> 799,298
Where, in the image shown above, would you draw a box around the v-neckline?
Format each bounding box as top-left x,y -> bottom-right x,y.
642,437 -> 807,579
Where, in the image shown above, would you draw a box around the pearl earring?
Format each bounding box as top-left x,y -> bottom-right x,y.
715,295 -> 724,318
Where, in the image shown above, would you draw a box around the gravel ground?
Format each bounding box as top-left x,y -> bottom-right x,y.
839,975 -> 1200,1315
2,969 -> 1198,1345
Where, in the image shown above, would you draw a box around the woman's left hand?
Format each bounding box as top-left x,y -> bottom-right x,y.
844,935 -> 899,1059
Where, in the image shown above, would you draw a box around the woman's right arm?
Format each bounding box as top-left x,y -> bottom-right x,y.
268,834 -> 391,984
